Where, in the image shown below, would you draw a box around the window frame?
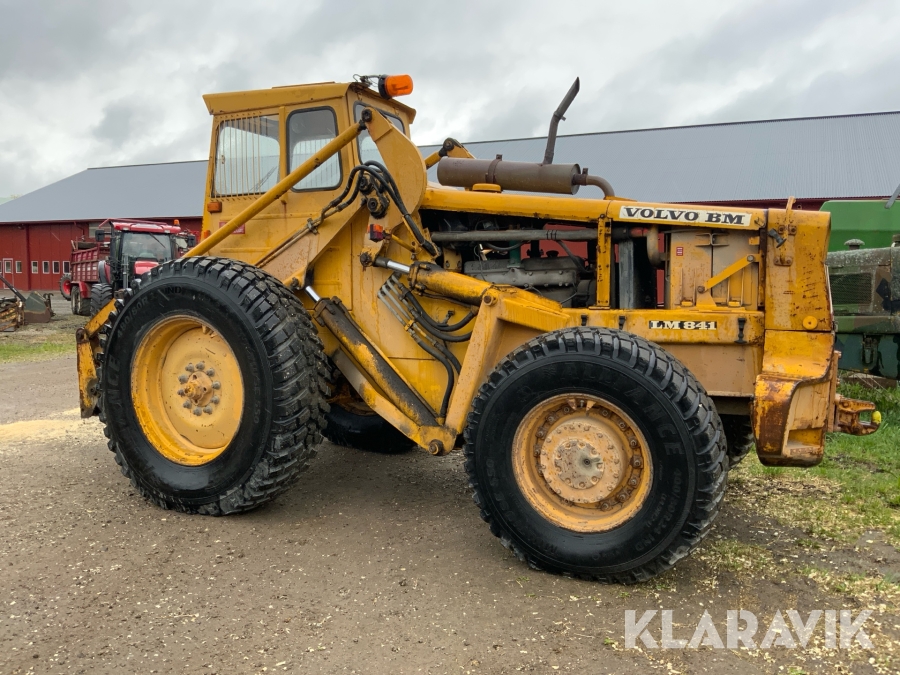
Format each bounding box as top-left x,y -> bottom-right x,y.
31,261 -> 38,274
42,261 -> 49,274
212,113 -> 282,198
16,261 -> 22,274
53,261 -> 60,274
286,106 -> 343,193
3,260 -> 10,274
62,261 -> 69,274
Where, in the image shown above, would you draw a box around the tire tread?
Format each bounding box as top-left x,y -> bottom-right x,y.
97,256 -> 329,515
462,327 -> 727,584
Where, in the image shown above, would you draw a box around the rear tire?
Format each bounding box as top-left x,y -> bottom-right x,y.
722,415 -> 754,469
97,256 -> 329,515
322,374 -> 415,454
71,287 -> 90,316
324,402 -> 416,454
464,327 -> 726,583
90,283 -> 112,316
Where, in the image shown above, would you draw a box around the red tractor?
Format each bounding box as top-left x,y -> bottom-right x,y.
61,219 -> 194,316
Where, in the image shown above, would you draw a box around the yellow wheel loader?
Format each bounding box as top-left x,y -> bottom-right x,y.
75,75 -> 880,583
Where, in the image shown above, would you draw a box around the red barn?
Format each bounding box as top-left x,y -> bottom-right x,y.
0,161 -> 205,291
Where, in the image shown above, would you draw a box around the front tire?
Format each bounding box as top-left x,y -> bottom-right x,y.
98,256 -> 329,515
464,327 -> 726,583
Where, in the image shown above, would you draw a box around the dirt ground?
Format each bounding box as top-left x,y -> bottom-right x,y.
1,327 -> 898,673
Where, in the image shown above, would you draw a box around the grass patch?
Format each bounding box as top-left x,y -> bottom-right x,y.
698,538 -> 772,574
0,313 -> 82,364
731,377 -> 900,547
797,564 -> 900,606
0,341 -> 74,363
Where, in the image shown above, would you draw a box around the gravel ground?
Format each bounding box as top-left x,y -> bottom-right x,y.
0,355 -> 897,674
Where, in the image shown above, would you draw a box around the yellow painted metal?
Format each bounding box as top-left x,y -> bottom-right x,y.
764,208 -> 832,332
421,186 -> 614,223
202,82 -> 417,122
423,150 -> 442,169
131,316 -> 244,466
596,218 -> 612,308
511,394 -> 652,533
423,139 -> 474,169
332,351 -> 456,450
77,299 -> 117,417
699,255 -> 756,295
76,330 -> 99,418
752,330 -> 834,465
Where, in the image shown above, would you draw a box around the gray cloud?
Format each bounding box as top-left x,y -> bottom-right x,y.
1,0 -> 899,197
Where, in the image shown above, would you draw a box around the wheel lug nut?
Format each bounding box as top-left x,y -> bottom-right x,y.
617,492 -> 628,502
629,439 -> 638,448
536,429 -> 546,438
203,406 -> 213,414
177,388 -> 185,396
193,406 -> 202,416
178,374 -> 188,384
628,477 -> 638,487
185,363 -> 194,372
618,421 -> 626,430
600,502 -> 611,510
212,381 -> 221,390
206,368 -> 215,376
182,400 -> 191,409
211,396 -> 220,404
631,457 -> 643,468
196,361 -> 205,370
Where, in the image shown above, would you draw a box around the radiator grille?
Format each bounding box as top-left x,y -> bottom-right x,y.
830,272 -> 873,307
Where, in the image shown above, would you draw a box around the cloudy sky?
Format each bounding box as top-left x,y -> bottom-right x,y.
1,0 -> 899,196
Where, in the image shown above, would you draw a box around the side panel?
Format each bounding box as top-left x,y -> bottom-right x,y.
765,209 -> 832,332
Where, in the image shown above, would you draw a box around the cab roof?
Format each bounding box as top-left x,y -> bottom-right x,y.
202,81 -> 417,122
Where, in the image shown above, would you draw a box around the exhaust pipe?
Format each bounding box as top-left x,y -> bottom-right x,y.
543,77 -> 580,165
435,77 -> 614,197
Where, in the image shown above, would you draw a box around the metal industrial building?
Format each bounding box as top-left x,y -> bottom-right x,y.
2,110 -> 898,290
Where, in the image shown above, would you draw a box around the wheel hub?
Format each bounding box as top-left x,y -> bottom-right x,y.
131,317 -> 244,465
177,361 -> 223,415
512,394 -> 653,533
541,422 -> 626,503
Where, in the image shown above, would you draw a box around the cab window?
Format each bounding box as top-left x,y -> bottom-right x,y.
213,115 -> 280,196
354,103 -> 405,165
288,108 -> 342,191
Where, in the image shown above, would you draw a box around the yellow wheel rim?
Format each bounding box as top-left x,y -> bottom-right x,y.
512,393 -> 653,533
131,316 -> 244,466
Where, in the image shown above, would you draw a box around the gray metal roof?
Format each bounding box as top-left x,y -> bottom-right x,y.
2,111 -> 898,225
421,111 -> 900,204
0,161 -> 207,224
